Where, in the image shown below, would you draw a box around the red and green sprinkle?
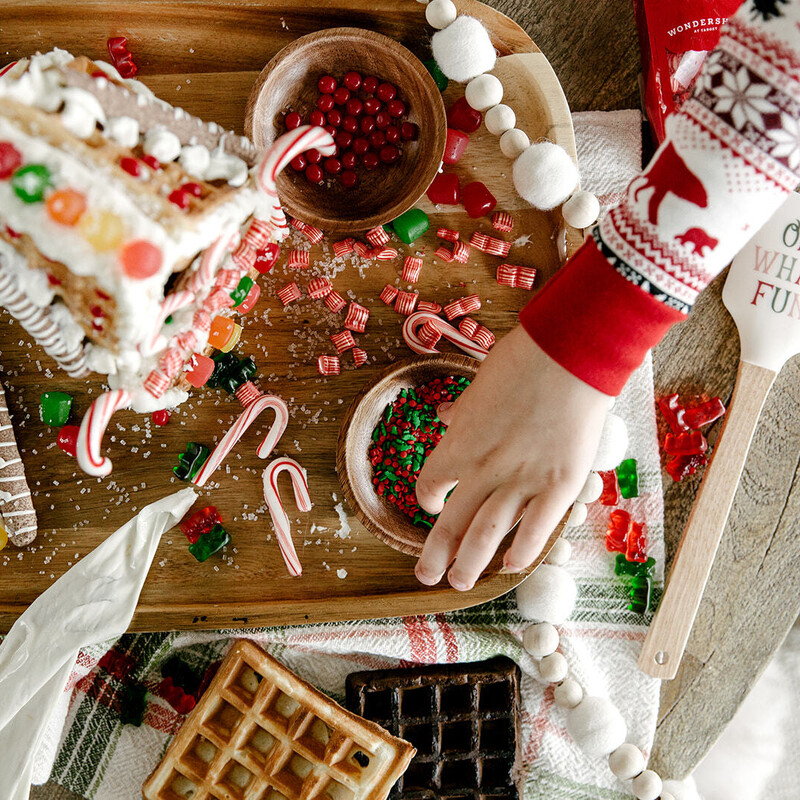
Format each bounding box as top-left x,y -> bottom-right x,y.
369,375 -> 470,528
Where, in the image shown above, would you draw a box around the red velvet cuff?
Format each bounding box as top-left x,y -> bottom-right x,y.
519,237 -> 686,396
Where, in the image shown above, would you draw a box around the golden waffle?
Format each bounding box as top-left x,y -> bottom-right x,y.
142,640 -> 415,800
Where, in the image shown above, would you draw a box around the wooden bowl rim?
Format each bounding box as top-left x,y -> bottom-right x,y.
244,26 -> 447,233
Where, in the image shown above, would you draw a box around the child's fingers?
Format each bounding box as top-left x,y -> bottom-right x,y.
503,491 -> 572,571
436,401 -> 455,425
414,480 -> 487,586
414,441 -> 459,515
446,488 -> 527,591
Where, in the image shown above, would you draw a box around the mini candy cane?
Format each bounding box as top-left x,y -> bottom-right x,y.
352,347 -> 368,368
452,241 -> 470,264
204,288 -> 235,315
434,245 -> 454,263
188,226 -> 239,293
333,238 -> 355,258
215,268 -> 241,291
277,282 -> 302,306
492,211 -> 514,232
159,347 -> 185,378
437,227 -> 459,242
192,393 -> 290,487
76,389 -> 132,477
331,330 -> 356,353
344,302 -> 369,333
307,277 -> 332,299
288,249 -> 309,270
262,457 -> 312,576
402,312 -> 489,361
380,284 -> 399,305
317,355 -> 340,375
401,256 -> 423,283
366,226 -> 390,247
140,288 -> 195,356
257,126 -> 335,237
323,290 -> 346,313
235,380 -> 262,407
232,241 -> 257,270
394,290 -> 419,316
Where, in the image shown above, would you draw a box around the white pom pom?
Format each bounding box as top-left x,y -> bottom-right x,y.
464,74 -> 503,111
432,16 -> 497,82
576,471 -> 603,504
565,502 -> 587,527
608,743 -> 646,780
425,0 -> 457,29
484,104 -> 516,135
545,537 -> 571,566
565,697 -> 627,757
512,141 -> 579,211
516,564 -> 577,623
538,652 -> 568,683
662,778 -> 701,800
554,678 -> 583,709
591,413 -> 628,471
499,128 -> 530,159
523,622 -> 559,657
562,190 -> 600,229
632,770 -> 663,800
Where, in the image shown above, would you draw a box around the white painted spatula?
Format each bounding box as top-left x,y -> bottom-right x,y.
639,192 -> 800,680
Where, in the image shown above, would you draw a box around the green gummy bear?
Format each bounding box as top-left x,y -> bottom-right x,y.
423,58 -> 449,92
221,357 -> 256,395
119,683 -> 147,726
615,553 -> 655,579
616,458 -> 639,499
188,523 -> 230,562
39,391 -> 73,427
12,164 -> 51,203
626,575 -> 652,614
173,442 -> 210,481
391,208 -> 430,245
230,276 -> 255,307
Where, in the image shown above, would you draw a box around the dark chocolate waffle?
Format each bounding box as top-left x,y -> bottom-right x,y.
346,656 -> 522,800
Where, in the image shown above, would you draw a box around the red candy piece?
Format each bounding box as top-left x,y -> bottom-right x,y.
376,82 -> 397,102
684,397 -> 726,429
385,125 -> 401,144
305,164 -> 324,184
387,99 -> 406,118
369,130 -> 386,149
327,109 -> 343,127
181,182 -> 203,197
359,117 -> 375,135
309,110 -> 326,128
346,98 -> 363,117
168,189 -> 190,209
142,154 -> 160,171
362,152 -> 379,170
362,76 -> 379,95
340,170 -> 358,188
57,425 -> 80,457
318,75 -> 337,94
255,243 -> 280,274
158,677 -> 197,715
185,354 -> 215,388
0,141 -> 23,179
625,521 -> 648,563
352,137 -> 370,155
335,131 -> 353,149
447,96 -> 482,133
443,128 -> 469,164
306,148 -> 322,164
657,393 -> 689,433
152,409 -> 169,426
324,157 -> 342,175
106,36 -> 137,79
343,71 -> 362,91
333,86 -> 351,106
401,121 -> 419,141
665,453 -> 708,482
290,154 -> 307,172
426,172 -> 461,205
342,115 -> 359,134
598,470 -> 621,506
317,93 -> 335,112
119,156 -> 143,177
462,181 -> 497,218
663,430 -> 708,456
364,97 -> 382,115
180,505 -> 223,543
237,283 -> 261,314
379,145 -> 399,164
285,111 -> 302,130
341,151 -> 358,169
606,509 -> 630,553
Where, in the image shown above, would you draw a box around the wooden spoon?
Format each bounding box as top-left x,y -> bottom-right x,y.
639,192 -> 800,679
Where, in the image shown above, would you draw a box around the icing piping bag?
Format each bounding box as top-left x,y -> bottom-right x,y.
0,487 -> 197,799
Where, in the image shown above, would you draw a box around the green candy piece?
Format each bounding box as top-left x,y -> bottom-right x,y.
39,390 -> 72,427
188,523 -> 230,562
391,208 -> 429,245
11,164 -> 51,203
119,683 -> 147,726
423,58 -> 449,92
615,553 -> 655,579
173,441 -> 210,481
626,575 -> 652,614
616,458 -> 639,499
230,276 -> 255,307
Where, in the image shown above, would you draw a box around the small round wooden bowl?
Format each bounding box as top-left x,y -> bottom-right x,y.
244,27 -> 446,233
337,354 -> 479,558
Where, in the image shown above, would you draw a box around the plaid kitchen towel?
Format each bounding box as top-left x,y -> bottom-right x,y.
37,110 -> 666,800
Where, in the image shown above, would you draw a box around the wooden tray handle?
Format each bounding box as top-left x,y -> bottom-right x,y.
638,360 -> 777,679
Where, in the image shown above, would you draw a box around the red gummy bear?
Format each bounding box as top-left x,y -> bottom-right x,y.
684,397 -> 726,429
598,470 -> 620,506
625,521 -> 648,563
443,128 -> 469,164
606,509 -> 630,553
665,453 -> 708,482
158,677 -> 197,715
663,430 -> 708,456
179,505 -> 223,544
447,96 -> 482,133
57,424 -> 80,457
106,36 -> 138,79
462,181 -> 497,218
657,393 -> 689,433
426,172 -> 461,205
255,243 -> 280,274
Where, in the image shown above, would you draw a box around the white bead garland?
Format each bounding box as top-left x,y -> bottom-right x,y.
553,678 -> 583,709
512,141 -> 579,211
523,622 -> 559,658
566,697 -> 628,758
431,16 -> 497,82
464,73 -> 503,111
591,412 -> 629,472
538,651 -> 568,683
516,564 -> 577,624
425,0 -> 458,29
566,501 -> 587,527
576,471 -> 603,504
632,770 -> 663,800
484,103 -> 516,135
499,128 -> 530,159
563,189 -> 601,229
609,743 -> 646,780
545,537 -> 571,566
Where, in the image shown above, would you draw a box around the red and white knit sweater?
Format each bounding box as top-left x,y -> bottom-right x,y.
520,0 -> 800,395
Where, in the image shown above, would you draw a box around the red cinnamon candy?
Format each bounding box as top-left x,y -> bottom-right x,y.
427,173 -> 460,205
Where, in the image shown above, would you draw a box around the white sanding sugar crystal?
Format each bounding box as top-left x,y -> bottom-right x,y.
337,569 -> 348,579
333,503 -> 351,539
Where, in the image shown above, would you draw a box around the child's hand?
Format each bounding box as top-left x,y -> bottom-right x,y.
414,325 -> 611,591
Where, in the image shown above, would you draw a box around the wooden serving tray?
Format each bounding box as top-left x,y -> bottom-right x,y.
0,0 -> 578,631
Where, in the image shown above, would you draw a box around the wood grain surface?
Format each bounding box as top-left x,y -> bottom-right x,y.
0,0 -> 577,632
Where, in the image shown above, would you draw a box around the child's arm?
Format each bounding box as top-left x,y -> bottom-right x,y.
415,0 -> 800,590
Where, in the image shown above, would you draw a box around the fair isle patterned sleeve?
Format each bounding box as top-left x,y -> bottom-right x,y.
519,0 -> 800,395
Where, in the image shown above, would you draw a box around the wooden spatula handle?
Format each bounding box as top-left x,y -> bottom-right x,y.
639,360 -> 777,679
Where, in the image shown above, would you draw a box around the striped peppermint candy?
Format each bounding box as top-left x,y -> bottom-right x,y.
76,390 -> 132,477
402,312 -> 489,361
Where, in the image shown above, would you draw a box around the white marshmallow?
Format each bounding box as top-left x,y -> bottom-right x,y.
180,144 -> 211,176
143,128 -> 182,162
104,116 -> 139,149
431,16 -> 497,82
513,141 -> 579,210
